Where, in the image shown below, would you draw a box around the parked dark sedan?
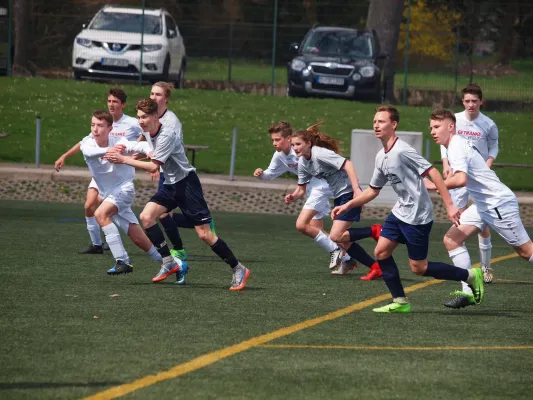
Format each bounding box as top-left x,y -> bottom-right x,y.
287,26 -> 385,101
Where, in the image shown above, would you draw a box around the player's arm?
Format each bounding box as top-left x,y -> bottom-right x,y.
255,154 -> 285,181
55,142 -> 82,171
285,184 -> 306,204
331,186 -> 380,220
440,145 -> 452,178
444,171 -> 467,189
427,167 -> 461,225
341,159 -> 363,197
80,142 -> 108,159
486,123 -> 499,168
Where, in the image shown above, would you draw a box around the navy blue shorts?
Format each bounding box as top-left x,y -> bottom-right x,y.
380,212 -> 433,261
150,172 -> 212,226
333,192 -> 361,222
157,172 -> 165,192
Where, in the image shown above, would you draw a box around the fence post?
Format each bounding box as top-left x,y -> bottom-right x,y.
138,0 -> 146,86
229,127 -> 237,181
402,0 -> 412,105
270,0 -> 279,96
7,0 -> 13,76
228,21 -> 233,83
35,116 -> 41,168
453,28 -> 460,105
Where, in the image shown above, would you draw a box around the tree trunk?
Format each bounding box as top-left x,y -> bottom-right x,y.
13,0 -> 32,76
366,0 -> 404,104
498,0 -> 520,65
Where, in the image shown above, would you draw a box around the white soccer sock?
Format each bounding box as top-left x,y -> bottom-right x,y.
102,223 -> 128,262
313,231 -> 338,253
478,234 -> 492,268
86,216 -> 103,246
341,253 -> 351,262
147,245 -> 163,264
529,254 -> 533,263
448,245 -> 472,294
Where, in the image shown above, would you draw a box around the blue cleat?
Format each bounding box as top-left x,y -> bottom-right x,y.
107,260 -> 133,275
174,261 -> 189,285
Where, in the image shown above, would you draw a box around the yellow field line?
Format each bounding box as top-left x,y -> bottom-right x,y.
259,344 -> 533,351
84,252 -> 519,400
495,278 -> 533,284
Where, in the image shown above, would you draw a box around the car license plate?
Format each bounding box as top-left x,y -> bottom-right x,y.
101,58 -> 128,67
317,76 -> 344,85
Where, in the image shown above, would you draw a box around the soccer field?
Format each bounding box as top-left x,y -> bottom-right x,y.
1,200 -> 533,399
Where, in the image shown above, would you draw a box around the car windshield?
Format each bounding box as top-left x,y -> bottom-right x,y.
89,12 -> 162,35
301,30 -> 373,58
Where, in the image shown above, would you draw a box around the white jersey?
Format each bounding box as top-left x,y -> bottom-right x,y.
82,114 -> 142,144
297,146 -> 352,198
370,138 -> 434,225
159,109 -> 183,143
440,111 -> 498,162
446,135 -> 515,212
258,148 -> 332,194
80,135 -> 137,197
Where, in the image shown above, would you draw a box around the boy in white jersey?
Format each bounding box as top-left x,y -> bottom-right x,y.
440,84 -> 499,283
106,98 -> 250,291
286,125 -> 382,279
332,106 -> 484,313
427,109 -> 533,309
54,88 -> 142,254
80,110 -> 183,276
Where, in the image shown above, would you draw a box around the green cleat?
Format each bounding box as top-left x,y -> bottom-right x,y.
209,219 -> 217,236
467,267 -> 484,304
444,291 -> 476,309
170,248 -> 188,261
372,302 -> 411,313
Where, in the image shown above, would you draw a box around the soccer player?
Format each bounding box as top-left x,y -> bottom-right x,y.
427,108 -> 533,308
105,98 -> 250,291
440,84 -> 499,283
80,110 -> 184,276
54,88 -> 141,254
331,105 -> 484,313
285,124 -> 382,280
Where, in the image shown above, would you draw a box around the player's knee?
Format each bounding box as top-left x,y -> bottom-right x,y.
374,247 -> 389,260
410,263 -> 426,276
295,220 -> 307,233
84,201 -> 97,216
93,209 -> 105,226
329,232 -> 342,242
442,234 -> 459,251
139,210 -> 156,227
196,229 -> 213,243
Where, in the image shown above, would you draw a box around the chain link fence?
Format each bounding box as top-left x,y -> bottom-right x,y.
2,0 -> 532,102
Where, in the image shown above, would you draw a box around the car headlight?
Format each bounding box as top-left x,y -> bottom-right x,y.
143,44 -> 163,52
360,66 -> 375,78
76,38 -> 92,48
290,59 -> 306,72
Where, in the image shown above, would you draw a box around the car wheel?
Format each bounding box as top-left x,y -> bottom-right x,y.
287,84 -> 301,98
73,70 -> 84,80
175,62 -> 185,89
162,55 -> 170,81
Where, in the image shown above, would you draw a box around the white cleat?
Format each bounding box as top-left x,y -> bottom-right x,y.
331,260 -> 357,275
329,247 -> 344,270
481,264 -> 493,283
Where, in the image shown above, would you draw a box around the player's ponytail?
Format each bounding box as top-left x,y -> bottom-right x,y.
292,121 -> 341,154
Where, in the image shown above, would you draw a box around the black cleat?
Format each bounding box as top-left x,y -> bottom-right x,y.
79,244 -> 104,254
102,242 -> 110,251
106,260 -> 133,275
444,291 -> 476,309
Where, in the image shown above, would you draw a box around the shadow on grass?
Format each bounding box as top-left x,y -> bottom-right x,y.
0,381 -> 124,390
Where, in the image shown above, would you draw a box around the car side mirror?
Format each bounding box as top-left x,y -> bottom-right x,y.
289,42 -> 299,53
167,29 -> 177,38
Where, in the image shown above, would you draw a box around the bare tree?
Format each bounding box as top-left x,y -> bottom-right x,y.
366,0 -> 404,103
13,0 -> 31,76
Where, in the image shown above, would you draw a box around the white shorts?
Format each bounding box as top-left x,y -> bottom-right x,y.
102,183 -> 139,234
303,179 -> 333,220
450,186 -> 469,209
460,201 -> 531,247
88,178 -> 100,192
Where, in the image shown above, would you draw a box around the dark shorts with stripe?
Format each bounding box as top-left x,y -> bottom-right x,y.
150,172 -> 212,226
380,212 -> 433,261
333,192 -> 361,222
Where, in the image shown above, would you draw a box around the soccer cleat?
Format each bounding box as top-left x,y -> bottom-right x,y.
102,242 -> 110,251
444,291 -> 477,309
331,259 -> 357,275
229,264 -> 250,291
328,247 -> 344,270
370,224 -> 382,242
152,260 -> 180,283
107,260 -> 133,275
373,302 -> 411,313
360,262 -> 382,281
170,248 -> 188,261
481,264 -> 493,284
467,267 -> 485,304
78,244 -> 104,254
209,219 -> 217,236
174,261 -> 189,285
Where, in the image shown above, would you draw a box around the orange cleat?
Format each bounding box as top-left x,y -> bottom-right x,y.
360,262 -> 382,281
370,224 -> 382,242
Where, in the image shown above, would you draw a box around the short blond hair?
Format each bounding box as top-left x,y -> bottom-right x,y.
152,81 -> 173,99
